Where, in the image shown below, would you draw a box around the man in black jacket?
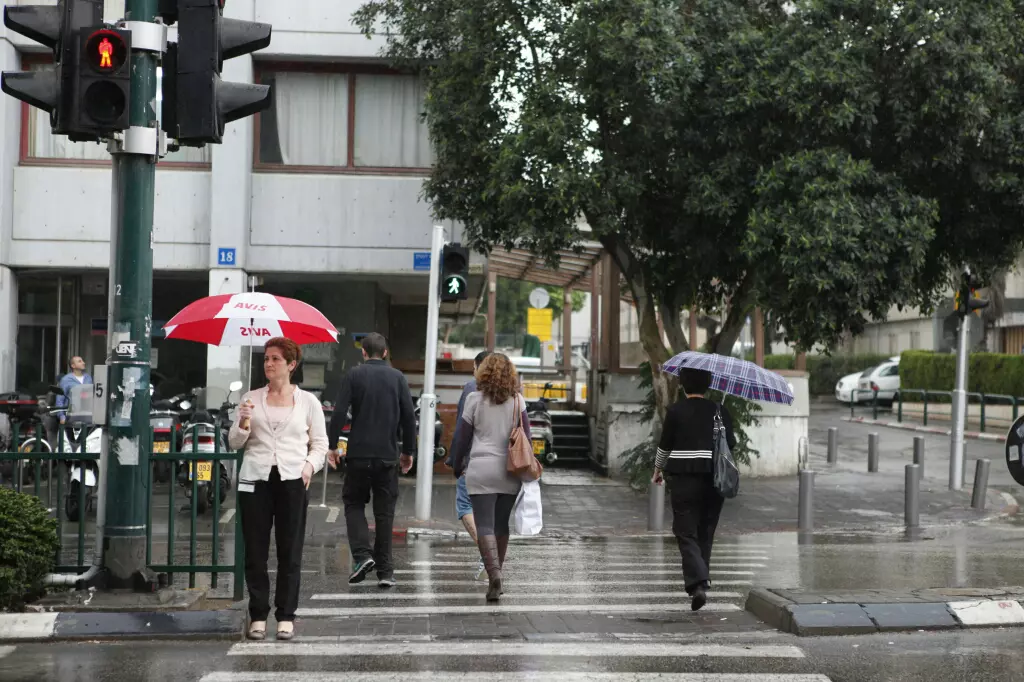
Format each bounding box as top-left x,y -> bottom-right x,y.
327,332 -> 416,587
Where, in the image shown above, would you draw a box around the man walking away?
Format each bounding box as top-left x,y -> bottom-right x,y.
57,357 -> 92,452
328,333 -> 416,588
448,350 -> 490,580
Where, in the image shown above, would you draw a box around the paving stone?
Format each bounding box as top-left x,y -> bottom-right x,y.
767,589 -> 827,605
949,599 -> 1024,627
861,602 -> 959,632
788,603 -> 878,636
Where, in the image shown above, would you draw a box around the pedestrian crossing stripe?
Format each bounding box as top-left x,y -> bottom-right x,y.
409,561 -> 767,569
309,591 -> 744,600
345,579 -> 753,587
295,603 -> 742,617
393,569 -> 757,576
226,641 -> 806,659
435,552 -> 772,560
204,674 -> 831,682
0,646 -> 14,660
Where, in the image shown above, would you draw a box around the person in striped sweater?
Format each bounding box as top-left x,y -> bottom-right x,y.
652,367 -> 737,612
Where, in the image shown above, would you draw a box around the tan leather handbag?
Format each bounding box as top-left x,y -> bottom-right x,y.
507,396 -> 543,481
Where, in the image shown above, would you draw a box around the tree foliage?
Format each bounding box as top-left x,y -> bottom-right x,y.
355,0 -> 1024,422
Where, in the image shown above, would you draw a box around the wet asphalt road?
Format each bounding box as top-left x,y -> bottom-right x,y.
6,529 -> 1024,681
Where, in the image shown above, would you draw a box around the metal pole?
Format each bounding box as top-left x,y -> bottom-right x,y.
868,432 -> 879,473
798,469 -> 814,531
905,464 -> 920,528
103,0 -> 159,590
647,481 -> 665,532
971,458 -> 991,510
318,457 -> 329,508
414,224 -> 446,521
949,313 -> 970,491
913,436 -> 925,483
827,427 -> 837,464
55,275 -> 63,382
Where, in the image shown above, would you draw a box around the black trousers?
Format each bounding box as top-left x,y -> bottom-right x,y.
469,493 -> 517,537
239,466 -> 308,622
343,459 -> 400,576
665,472 -> 724,594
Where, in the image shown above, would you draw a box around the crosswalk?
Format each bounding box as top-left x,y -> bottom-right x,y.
198,537 -> 831,681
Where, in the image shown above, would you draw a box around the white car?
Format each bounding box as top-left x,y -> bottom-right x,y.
835,371 -> 864,403
856,360 -> 901,405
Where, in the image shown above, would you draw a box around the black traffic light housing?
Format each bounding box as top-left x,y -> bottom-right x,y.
161,0 -> 272,146
955,270 -> 990,318
0,0 -> 108,139
72,26 -> 131,139
440,243 -> 470,302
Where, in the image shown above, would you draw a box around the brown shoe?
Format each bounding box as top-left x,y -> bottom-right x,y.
478,535 -> 502,602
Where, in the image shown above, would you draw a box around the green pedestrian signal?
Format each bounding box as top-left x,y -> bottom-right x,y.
439,243 -> 469,302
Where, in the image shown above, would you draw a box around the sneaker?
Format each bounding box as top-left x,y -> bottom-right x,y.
474,558 -> 487,581
378,575 -> 396,589
348,557 -> 376,584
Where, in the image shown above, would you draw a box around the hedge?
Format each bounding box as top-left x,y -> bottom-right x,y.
0,487 -> 58,611
899,350 -> 1024,397
764,353 -> 895,396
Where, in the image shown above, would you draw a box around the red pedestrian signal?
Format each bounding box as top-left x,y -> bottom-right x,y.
85,30 -> 127,73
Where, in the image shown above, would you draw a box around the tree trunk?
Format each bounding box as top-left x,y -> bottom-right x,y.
709,275 -> 755,356
659,300 -> 688,357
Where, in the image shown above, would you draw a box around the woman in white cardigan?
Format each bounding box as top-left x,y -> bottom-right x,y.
230,337 -> 328,641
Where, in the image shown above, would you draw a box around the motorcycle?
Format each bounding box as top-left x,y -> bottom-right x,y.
526,382 -> 557,466
175,381 -> 241,514
150,391 -> 193,483
62,419 -> 103,522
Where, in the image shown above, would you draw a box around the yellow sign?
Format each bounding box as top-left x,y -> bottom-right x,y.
527,308 -> 553,341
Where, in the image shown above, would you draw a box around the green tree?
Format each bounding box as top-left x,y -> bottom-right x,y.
355,0 -> 1024,424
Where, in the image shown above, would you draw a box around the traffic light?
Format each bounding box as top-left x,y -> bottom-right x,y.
0,0 -> 111,140
955,271 -> 990,318
73,27 -> 131,137
440,243 -> 469,302
160,0 -> 272,146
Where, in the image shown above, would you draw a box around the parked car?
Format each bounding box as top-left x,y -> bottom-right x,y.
857,360 -> 901,405
834,371 -> 864,403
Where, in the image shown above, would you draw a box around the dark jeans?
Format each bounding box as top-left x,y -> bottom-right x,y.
665,472 -> 724,593
469,493 -> 517,537
343,458 -> 400,576
239,466 -> 308,622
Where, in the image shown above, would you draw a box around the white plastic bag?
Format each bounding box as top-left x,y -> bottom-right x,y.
513,479 -> 543,536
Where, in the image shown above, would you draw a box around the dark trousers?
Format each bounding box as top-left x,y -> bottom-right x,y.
343,459 -> 399,576
665,472 -> 724,593
239,466 -> 308,622
469,493 -> 517,537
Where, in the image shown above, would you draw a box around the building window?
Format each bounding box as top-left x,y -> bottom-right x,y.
910,330 -> 920,350
22,61 -> 209,165
257,66 -> 433,171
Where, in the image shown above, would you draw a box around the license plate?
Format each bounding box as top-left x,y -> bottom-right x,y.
153,441 -> 170,453
532,440 -> 545,455
188,461 -> 212,482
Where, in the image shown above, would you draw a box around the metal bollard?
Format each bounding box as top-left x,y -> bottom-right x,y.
905,464 -> 920,528
971,459 -> 991,510
827,427 -> 838,465
868,433 -> 879,473
913,436 -> 925,482
798,469 -> 814,531
648,480 -> 665,532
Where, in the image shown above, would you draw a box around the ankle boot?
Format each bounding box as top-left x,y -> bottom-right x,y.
478,535 -> 502,601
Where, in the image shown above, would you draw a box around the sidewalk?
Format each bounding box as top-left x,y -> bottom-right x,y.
304,461 -> 1011,540
846,414 -> 1005,442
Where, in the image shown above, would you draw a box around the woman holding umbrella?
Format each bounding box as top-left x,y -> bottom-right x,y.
230,337 -> 329,641
655,351 -> 794,612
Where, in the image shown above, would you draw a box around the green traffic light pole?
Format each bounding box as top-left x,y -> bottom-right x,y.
101,0 -> 159,589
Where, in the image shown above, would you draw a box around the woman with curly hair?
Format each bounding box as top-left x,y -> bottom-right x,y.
451,353 -> 531,601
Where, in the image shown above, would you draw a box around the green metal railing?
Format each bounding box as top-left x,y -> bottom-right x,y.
852,389 -> 1024,432
1,419 -> 244,600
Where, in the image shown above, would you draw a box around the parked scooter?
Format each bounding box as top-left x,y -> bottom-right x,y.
63,418 -> 103,522
176,381 -> 240,514
526,382 -> 557,466
150,391 -> 193,483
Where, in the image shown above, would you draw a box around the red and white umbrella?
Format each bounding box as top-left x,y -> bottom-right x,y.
163,293 -> 338,346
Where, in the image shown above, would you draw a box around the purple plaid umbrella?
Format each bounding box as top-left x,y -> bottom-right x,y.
661,351 -> 795,405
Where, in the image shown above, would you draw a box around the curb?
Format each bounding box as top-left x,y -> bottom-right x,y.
744,588 -> 1024,636
843,416 -> 1004,442
0,609 -> 246,643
